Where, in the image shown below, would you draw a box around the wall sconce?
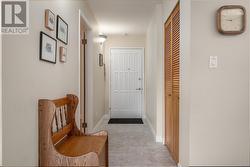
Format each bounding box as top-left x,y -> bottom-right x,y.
98,34 -> 107,44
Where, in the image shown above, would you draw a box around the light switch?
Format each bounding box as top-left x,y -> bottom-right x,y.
209,56 -> 218,68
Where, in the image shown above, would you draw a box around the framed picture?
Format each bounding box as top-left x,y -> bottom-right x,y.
59,46 -> 67,63
45,9 -> 55,31
56,15 -> 68,45
99,54 -> 104,67
40,32 -> 57,64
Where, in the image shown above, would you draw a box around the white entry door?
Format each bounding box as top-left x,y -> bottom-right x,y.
110,48 -> 144,118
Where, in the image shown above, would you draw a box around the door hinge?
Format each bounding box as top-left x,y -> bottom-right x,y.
82,39 -> 87,45
82,122 -> 87,128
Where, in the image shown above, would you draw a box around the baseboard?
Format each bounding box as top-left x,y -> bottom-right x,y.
144,117 -> 156,139
156,136 -> 163,143
178,163 -> 183,167
144,117 -> 164,143
162,137 -> 165,144
103,113 -> 110,119
92,114 -> 108,133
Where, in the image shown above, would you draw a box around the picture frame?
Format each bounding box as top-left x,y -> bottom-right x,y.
45,9 -> 55,31
99,54 -> 104,67
40,31 -> 57,64
59,46 -> 67,63
56,15 -> 68,45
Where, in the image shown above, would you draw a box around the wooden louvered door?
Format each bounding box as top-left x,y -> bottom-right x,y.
165,18 -> 173,153
164,3 -> 180,163
172,4 -> 180,162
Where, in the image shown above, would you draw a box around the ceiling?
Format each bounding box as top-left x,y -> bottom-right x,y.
87,0 -> 162,35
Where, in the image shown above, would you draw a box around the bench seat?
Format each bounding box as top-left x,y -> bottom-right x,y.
56,135 -> 108,157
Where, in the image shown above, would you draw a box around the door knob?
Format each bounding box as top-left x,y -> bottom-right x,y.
136,88 -> 142,90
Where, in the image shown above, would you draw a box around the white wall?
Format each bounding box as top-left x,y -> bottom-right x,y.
179,0 -> 191,166
92,40 -> 105,128
189,0 -> 250,165
163,0 -> 179,21
2,0 -> 104,165
145,3 -> 163,141
104,35 -> 146,116
145,19 -> 157,137
179,0 -> 250,166
149,0 -> 250,166
145,0 -> 179,143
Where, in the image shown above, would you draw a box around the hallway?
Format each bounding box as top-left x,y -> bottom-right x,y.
1,0 -> 250,166
96,119 -> 176,167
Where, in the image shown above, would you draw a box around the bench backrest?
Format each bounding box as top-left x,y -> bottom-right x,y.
39,94 -> 79,145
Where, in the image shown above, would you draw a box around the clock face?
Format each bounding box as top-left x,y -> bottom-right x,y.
218,6 -> 246,34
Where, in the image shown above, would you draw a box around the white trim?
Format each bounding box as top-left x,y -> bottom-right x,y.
144,117 -> 156,138
108,48 -> 111,119
0,16 -> 2,165
92,115 -> 104,133
156,136 -> 163,143
145,117 -> 164,143
103,113 -> 110,120
78,10 -> 82,130
92,114 -> 109,133
109,47 -> 145,119
78,10 -> 93,132
177,163 -> 183,167
79,10 -> 92,31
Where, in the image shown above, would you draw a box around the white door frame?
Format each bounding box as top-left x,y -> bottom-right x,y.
78,10 -> 93,132
0,25 -> 2,165
109,47 -> 145,119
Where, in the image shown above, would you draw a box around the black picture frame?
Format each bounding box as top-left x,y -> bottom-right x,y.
40,31 -> 57,64
56,15 -> 68,45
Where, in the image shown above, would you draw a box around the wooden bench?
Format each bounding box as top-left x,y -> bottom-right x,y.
39,94 -> 108,166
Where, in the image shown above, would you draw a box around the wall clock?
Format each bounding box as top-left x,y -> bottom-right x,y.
217,5 -> 246,35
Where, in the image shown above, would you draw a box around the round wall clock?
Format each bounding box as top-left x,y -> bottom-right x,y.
217,5 -> 246,35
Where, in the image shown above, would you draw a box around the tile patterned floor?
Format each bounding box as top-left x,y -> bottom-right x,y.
96,118 -> 177,167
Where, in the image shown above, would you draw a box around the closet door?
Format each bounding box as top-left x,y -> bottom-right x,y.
172,5 -> 180,162
165,18 -> 173,152
164,3 -> 180,163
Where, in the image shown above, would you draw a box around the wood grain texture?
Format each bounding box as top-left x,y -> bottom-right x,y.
165,18 -> 173,152
164,2 -> 180,164
55,136 -> 107,157
39,94 -> 108,166
172,5 -> 180,162
52,123 -> 73,144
